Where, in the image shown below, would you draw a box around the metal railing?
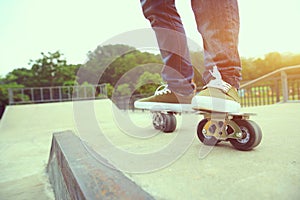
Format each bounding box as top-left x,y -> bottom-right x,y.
11,66 -> 297,108
113,65 -> 300,110
8,84 -> 107,105
240,65 -> 300,107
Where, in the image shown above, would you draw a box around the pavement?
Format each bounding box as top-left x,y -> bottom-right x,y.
0,99 -> 299,200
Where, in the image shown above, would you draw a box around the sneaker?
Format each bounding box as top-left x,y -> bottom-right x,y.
134,84 -> 194,112
191,66 -> 241,113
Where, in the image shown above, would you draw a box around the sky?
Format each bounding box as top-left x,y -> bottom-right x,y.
0,0 -> 300,76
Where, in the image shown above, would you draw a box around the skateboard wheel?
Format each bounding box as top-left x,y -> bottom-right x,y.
229,119 -> 262,151
152,113 -> 176,133
197,119 -> 220,146
152,112 -> 163,130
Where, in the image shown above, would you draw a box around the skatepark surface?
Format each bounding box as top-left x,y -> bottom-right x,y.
0,99 -> 299,199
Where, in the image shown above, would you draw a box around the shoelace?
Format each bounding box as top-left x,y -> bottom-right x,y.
205,66 -> 232,93
154,84 -> 171,96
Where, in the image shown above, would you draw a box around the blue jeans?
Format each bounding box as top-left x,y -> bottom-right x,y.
140,0 -> 242,95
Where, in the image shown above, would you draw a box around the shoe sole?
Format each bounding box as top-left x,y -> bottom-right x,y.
191,96 -> 241,113
134,101 -> 193,112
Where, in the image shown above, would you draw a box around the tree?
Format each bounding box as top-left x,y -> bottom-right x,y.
264,52 -> 283,70
81,44 -> 163,86
115,83 -> 132,96
136,71 -> 163,95
0,82 -> 27,108
75,81 -> 96,99
29,51 -> 78,87
105,83 -> 114,98
80,44 -> 136,84
54,64 -> 80,86
4,68 -> 34,87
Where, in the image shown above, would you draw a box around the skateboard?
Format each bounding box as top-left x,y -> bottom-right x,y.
150,109 -> 262,151
196,110 -> 262,151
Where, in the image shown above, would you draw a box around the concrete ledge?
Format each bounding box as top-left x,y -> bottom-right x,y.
47,131 -> 153,200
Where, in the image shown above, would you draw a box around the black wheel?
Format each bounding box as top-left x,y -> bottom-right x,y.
162,113 -> 177,133
197,119 -> 220,146
229,119 -> 262,151
152,112 -> 163,130
152,113 -> 177,133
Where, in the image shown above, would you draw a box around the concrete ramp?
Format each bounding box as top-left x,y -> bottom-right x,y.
0,99 -> 120,200
47,131 -> 153,200
1,100 -> 300,200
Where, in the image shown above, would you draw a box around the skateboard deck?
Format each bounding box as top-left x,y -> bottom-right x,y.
197,109 -> 255,120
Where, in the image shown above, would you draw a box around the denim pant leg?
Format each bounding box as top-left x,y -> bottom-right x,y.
191,0 -> 242,89
140,0 -> 194,95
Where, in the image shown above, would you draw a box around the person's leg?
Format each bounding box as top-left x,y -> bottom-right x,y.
135,0 -> 194,111
191,0 -> 242,112
140,0 -> 194,95
191,0 -> 241,88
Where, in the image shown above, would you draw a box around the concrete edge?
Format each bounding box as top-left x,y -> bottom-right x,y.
46,130 -> 154,200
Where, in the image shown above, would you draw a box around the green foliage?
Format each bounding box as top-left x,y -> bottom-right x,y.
115,83 -> 132,96
241,52 -> 300,81
4,68 -> 34,86
105,83 -> 114,98
80,44 -> 162,86
3,51 -> 79,88
81,44 -> 164,98
29,51 -> 79,87
136,71 -> 162,94
62,80 -> 79,98
73,81 -> 96,99
99,49 -> 163,86
13,93 -> 30,103
0,82 -> 25,106
80,44 -> 136,84
1,44 -> 300,116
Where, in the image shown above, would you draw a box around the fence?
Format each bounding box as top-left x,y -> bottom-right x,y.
7,65 -> 300,108
113,65 -> 300,110
8,84 -> 107,105
240,65 -> 300,107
